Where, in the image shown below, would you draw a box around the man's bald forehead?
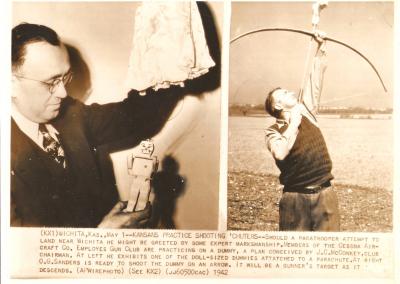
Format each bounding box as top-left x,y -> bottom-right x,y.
20,41 -> 70,80
12,23 -> 61,71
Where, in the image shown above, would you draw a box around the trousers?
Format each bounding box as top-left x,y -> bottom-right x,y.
279,186 -> 340,231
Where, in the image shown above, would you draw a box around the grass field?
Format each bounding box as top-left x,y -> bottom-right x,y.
228,116 -> 393,232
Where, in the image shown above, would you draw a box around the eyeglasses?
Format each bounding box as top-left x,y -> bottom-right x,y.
14,71 -> 73,94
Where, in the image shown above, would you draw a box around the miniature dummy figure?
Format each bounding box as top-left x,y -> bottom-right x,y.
125,139 -> 158,212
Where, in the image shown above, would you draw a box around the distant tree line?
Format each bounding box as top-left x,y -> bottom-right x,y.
229,104 -> 393,117
229,104 -> 264,116
318,107 -> 393,115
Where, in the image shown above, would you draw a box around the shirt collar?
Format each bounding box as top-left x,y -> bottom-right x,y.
11,104 -> 59,140
11,104 -> 40,140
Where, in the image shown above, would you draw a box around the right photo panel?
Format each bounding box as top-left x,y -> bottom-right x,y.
228,1 -> 393,232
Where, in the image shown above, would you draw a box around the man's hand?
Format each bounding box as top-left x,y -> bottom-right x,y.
97,201 -> 151,229
313,30 -> 327,44
270,104 -> 303,161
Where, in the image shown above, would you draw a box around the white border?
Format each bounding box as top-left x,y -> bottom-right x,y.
219,0 -> 231,231
1,0 -> 12,284
2,1 -> 399,284
393,1 -> 399,283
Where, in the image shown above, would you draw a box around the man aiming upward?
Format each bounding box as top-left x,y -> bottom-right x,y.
264,32 -> 340,231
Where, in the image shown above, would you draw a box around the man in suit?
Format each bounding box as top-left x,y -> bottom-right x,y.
11,23 -> 180,228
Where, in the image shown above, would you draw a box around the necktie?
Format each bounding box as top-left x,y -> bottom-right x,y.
39,124 -> 66,168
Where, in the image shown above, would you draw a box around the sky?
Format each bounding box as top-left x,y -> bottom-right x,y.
229,2 -> 394,108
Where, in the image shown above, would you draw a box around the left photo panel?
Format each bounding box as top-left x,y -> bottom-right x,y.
10,1 -> 222,230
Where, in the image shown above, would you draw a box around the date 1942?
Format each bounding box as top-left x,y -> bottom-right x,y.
213,269 -> 228,276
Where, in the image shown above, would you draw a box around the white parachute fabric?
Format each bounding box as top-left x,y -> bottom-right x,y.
126,2 -> 215,93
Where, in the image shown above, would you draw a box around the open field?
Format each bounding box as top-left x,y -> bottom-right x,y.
228,116 -> 393,232
229,116 -> 393,190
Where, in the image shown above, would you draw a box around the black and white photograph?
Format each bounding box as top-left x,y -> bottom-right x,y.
228,1 -> 393,232
10,1 -> 222,230
1,0 -> 398,282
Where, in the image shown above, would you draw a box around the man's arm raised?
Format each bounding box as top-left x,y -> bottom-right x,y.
302,31 -> 327,116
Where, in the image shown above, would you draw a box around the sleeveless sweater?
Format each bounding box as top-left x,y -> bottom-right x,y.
275,117 -> 333,188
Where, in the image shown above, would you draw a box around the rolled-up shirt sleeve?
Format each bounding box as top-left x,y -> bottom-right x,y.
265,126 -> 282,152
265,122 -> 298,159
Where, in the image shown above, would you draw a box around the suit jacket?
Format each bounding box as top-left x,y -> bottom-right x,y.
11,88 -> 181,227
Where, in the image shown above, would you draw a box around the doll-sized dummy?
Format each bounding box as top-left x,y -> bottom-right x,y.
125,139 -> 158,212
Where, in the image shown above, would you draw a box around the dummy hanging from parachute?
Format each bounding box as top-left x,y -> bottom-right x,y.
230,0 -> 388,112
113,1 -> 216,212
